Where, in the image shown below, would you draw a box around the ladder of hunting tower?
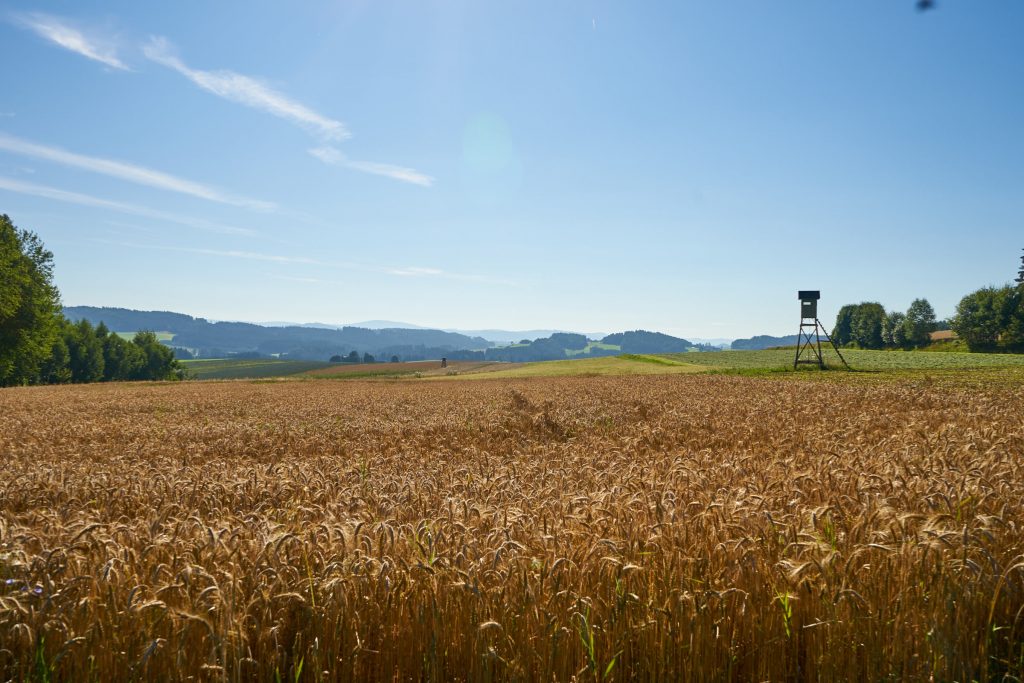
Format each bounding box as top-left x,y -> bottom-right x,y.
794,290 -> 849,370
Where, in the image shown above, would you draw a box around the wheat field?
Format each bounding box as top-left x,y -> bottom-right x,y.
1,374 -> 1022,681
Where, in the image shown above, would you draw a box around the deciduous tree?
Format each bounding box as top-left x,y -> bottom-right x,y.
850,303 -> 886,349
832,305 -> 857,346
883,311 -> 907,348
67,319 -> 105,383
132,330 -> 178,380
952,287 -> 1012,351
903,298 -> 937,348
0,214 -> 62,386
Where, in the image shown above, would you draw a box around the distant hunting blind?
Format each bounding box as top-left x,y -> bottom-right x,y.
798,290 -> 819,320
794,290 -> 849,370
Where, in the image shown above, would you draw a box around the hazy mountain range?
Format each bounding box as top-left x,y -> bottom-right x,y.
64,307 -> 716,362
257,319 -> 609,344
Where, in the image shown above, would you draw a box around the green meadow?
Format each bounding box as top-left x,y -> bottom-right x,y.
660,348 -> 1024,371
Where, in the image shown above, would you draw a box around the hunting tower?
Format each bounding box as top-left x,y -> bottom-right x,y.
794,291 -> 849,370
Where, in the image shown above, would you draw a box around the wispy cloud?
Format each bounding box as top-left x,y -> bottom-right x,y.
386,266 -> 445,277
0,176 -> 255,236
164,245 -> 319,264
345,160 -> 434,187
91,239 -> 328,266
102,238 -> 511,284
143,37 -> 348,141
141,37 -> 431,187
373,264 -> 513,285
369,263 -> 513,285
0,132 -> 274,211
14,13 -> 128,70
307,146 -> 344,164
272,274 -> 341,284
309,146 -> 434,187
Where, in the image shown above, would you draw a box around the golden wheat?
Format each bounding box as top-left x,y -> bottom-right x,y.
0,374 -> 1022,681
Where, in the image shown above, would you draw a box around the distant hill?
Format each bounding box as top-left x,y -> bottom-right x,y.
345,320 -> 430,330
688,337 -> 733,349
445,329 -> 607,344
269,320 -> 607,344
63,307 -> 491,361
258,321 -> 353,330
449,329 -> 699,362
603,330 -> 696,354
731,334 -> 800,350
63,307 -> 709,363
254,320 -> 606,344
350,324 -> 607,344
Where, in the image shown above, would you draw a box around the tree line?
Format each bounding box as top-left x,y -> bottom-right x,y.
1,214 -> 180,387
328,351 -> 401,364
832,299 -> 939,349
833,252 -> 1024,353
951,284 -> 1024,352
41,319 -> 180,384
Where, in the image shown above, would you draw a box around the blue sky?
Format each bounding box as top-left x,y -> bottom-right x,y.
0,1 -> 1021,339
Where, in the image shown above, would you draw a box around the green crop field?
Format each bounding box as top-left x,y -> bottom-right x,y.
660,348 -> 1024,371
181,358 -> 330,379
453,354 -> 706,379
443,348 -> 1024,384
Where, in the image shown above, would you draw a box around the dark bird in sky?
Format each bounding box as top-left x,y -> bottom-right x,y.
917,0 -> 936,10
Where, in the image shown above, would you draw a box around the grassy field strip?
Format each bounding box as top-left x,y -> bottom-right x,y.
660,348 -> 1024,371
450,354 -> 710,378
